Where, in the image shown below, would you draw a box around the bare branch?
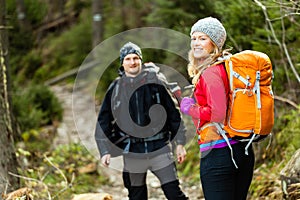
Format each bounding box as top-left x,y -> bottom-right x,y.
253,0 -> 300,84
43,155 -> 74,199
0,26 -> 13,29
279,0 -> 292,86
227,34 -> 242,51
52,173 -> 75,200
43,155 -> 68,184
9,155 -> 75,200
8,172 -> 52,200
270,13 -> 300,22
274,95 -> 299,110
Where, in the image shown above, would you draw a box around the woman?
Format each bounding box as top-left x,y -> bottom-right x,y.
180,17 -> 255,200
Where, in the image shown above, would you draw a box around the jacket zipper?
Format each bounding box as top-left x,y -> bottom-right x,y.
135,91 -> 141,125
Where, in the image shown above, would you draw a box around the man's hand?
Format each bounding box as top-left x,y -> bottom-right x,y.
176,145 -> 186,164
101,154 -> 111,167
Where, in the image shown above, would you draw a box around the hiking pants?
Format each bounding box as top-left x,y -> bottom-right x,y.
122,152 -> 188,200
200,142 -> 255,200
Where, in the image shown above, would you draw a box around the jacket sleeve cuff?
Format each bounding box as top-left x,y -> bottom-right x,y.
188,104 -> 200,119
175,139 -> 185,146
95,138 -> 110,157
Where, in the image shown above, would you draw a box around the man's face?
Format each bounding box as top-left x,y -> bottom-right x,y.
122,53 -> 142,77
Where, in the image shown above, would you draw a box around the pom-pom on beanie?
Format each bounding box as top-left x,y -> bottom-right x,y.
190,17 -> 226,50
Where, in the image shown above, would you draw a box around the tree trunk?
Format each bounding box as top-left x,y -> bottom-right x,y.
0,0 -> 20,195
92,0 -> 103,49
280,148 -> 300,199
15,0 -> 32,32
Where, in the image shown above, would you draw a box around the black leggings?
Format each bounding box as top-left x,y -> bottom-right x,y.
200,142 -> 255,200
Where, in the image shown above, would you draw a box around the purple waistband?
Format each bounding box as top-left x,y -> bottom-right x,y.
200,139 -> 238,152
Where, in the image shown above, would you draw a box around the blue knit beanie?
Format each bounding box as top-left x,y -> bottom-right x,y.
190,17 -> 226,50
120,42 -> 143,65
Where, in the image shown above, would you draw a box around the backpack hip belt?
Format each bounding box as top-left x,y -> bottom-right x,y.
125,131 -> 169,143
200,122 -> 238,168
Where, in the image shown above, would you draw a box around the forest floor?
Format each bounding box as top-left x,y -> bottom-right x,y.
51,83 -> 204,200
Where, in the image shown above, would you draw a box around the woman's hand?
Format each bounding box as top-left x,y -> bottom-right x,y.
180,97 -> 195,115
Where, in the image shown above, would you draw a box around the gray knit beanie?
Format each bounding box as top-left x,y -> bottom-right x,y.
120,42 -> 143,65
190,17 -> 226,50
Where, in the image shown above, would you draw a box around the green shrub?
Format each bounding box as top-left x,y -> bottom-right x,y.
17,143 -> 108,199
14,50 -> 43,84
12,84 -> 63,132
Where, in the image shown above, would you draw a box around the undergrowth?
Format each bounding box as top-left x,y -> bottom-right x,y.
16,134 -> 109,199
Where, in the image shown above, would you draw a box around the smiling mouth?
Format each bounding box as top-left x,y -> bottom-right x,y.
194,46 -> 202,49
194,48 -> 203,52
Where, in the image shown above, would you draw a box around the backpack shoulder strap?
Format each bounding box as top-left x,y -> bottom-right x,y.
143,63 -> 182,103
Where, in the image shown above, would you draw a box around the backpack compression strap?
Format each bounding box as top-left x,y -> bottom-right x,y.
228,60 -> 251,90
200,122 -> 238,169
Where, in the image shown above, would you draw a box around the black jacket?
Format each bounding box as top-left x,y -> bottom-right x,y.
95,66 -> 186,157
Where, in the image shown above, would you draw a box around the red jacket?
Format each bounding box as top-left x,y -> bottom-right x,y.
188,63 -> 229,142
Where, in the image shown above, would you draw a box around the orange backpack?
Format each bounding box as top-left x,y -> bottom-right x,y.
223,50 -> 274,143
198,50 -> 274,168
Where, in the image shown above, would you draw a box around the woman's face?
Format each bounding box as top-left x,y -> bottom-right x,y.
122,53 -> 142,77
191,32 -> 214,60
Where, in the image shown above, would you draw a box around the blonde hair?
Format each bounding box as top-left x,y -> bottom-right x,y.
187,43 -> 231,84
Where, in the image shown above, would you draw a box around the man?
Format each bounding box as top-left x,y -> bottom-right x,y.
95,42 -> 188,200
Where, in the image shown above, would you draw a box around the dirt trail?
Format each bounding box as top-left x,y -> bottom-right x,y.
51,83 -> 203,200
